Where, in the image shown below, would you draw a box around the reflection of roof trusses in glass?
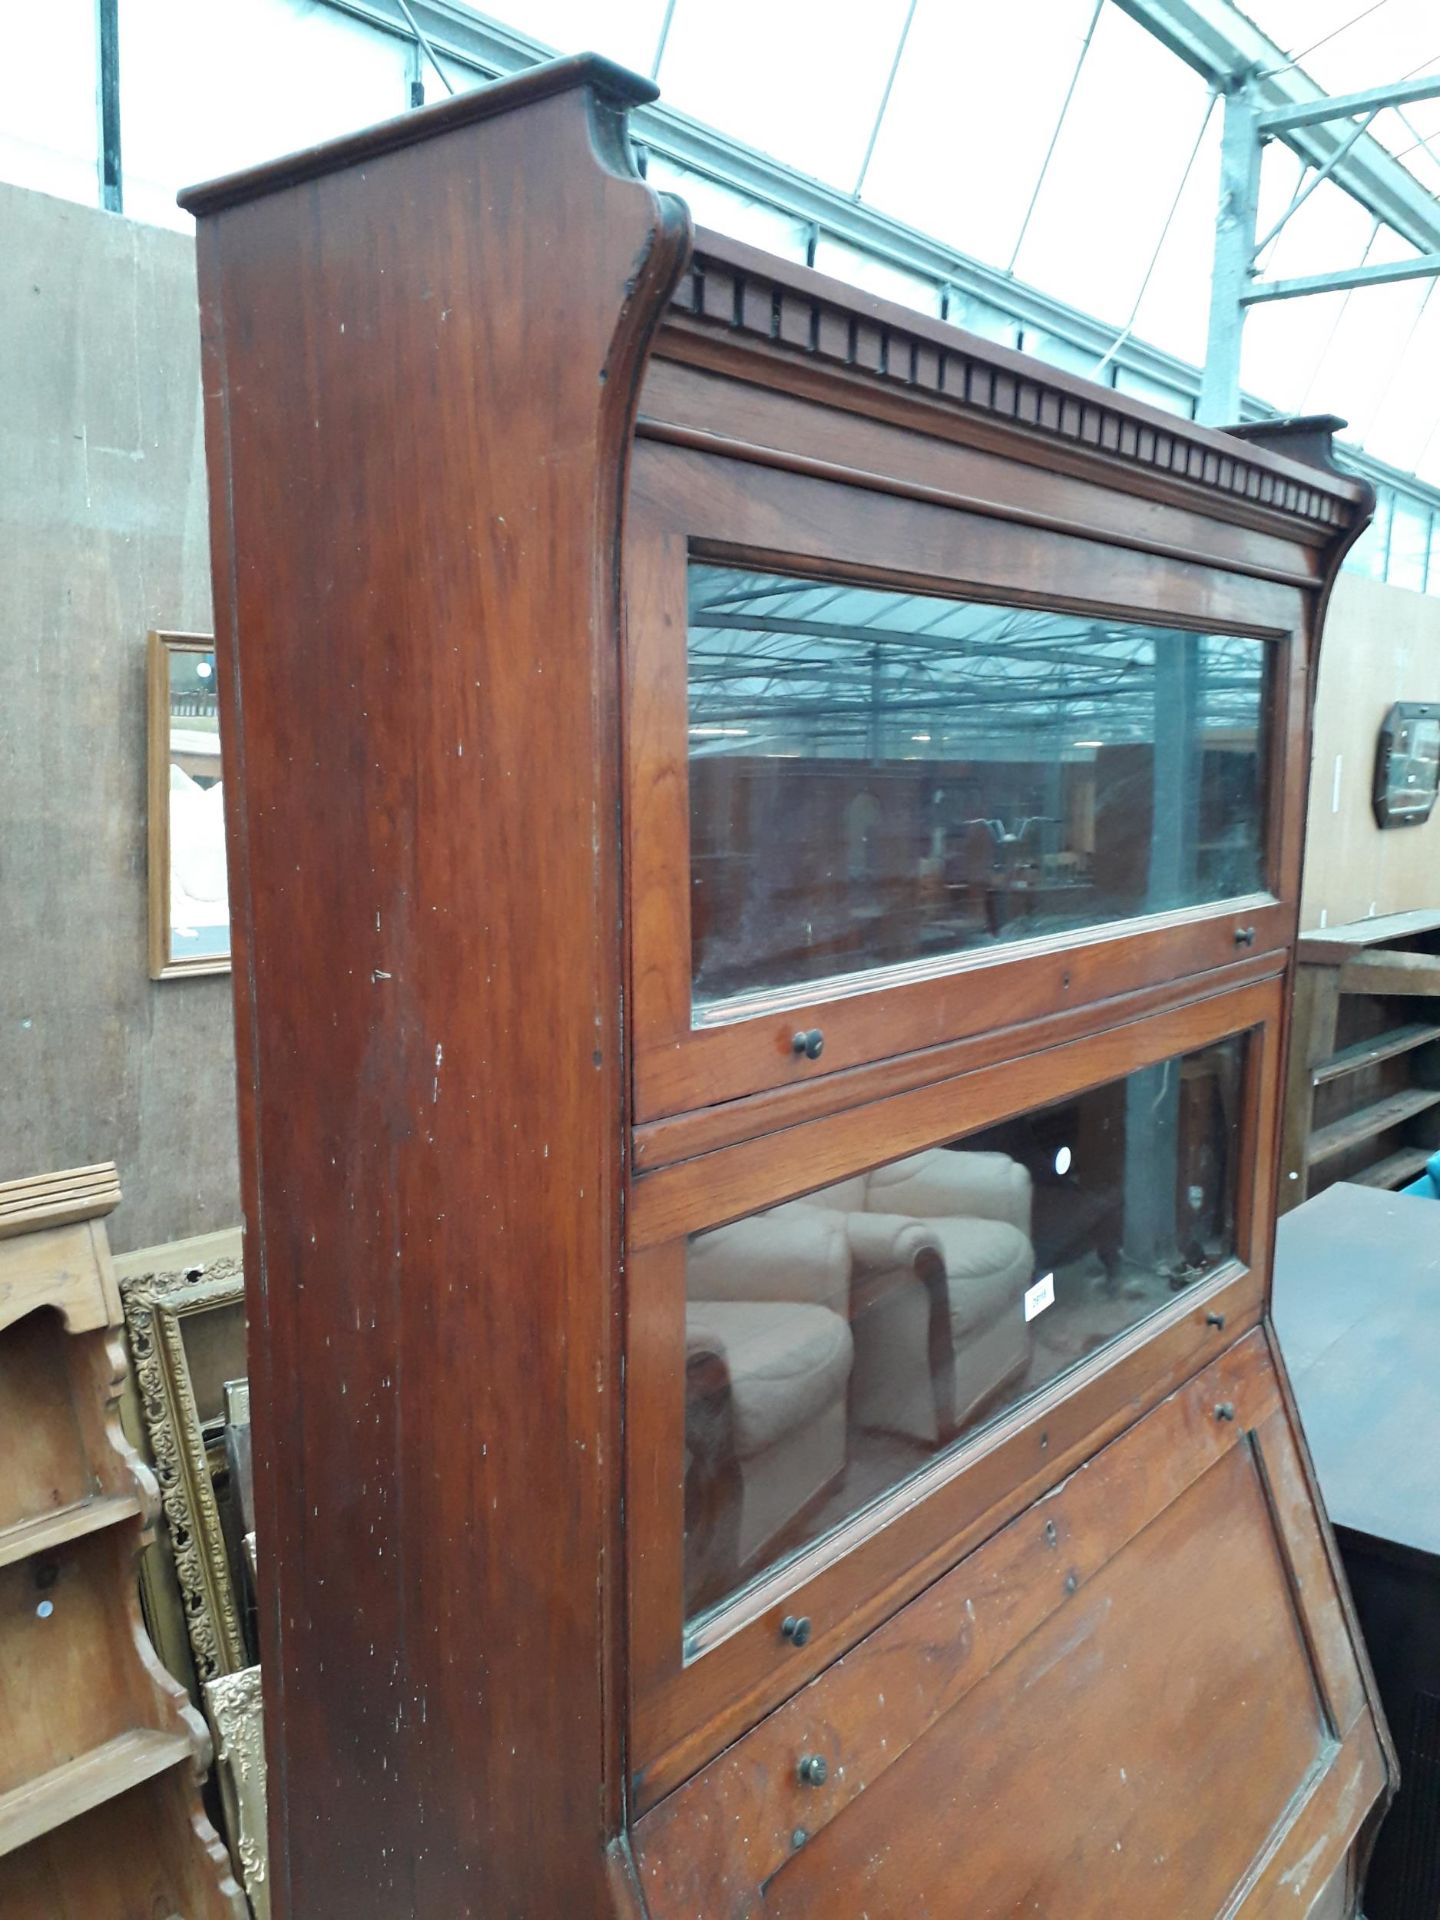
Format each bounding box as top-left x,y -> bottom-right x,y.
687,569 -> 1263,755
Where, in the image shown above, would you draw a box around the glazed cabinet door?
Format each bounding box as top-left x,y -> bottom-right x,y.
628,978 -> 1286,1805
632,1328 -> 1385,1919
624,441 -> 1310,1123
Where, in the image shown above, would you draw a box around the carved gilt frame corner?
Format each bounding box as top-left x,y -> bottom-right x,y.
206,1663 -> 269,1920
121,1259 -> 248,1680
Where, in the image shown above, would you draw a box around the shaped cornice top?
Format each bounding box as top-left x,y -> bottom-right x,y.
179,51 -> 659,215
664,229 -> 1373,541
179,49 -> 1371,550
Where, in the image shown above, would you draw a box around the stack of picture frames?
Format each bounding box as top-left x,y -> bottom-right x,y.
116,1233 -> 268,1919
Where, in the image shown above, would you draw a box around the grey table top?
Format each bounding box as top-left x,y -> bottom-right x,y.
1272,1181 -> 1440,1560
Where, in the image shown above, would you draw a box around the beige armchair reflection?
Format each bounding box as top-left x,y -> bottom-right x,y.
684,1207 -> 854,1612
682,1150 -> 1035,1615
809,1150 -> 1035,1444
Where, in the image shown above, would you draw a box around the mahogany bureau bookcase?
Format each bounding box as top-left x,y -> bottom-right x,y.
183,54 -> 1393,1920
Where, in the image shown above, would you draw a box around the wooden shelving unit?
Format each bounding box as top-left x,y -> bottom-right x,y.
0,1165 -> 245,1918
1282,910 -> 1440,1211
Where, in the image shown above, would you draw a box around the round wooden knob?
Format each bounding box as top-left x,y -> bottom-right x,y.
791,1029 -> 824,1061
797,1753 -> 828,1787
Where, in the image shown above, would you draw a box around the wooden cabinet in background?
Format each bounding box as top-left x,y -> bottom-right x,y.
1281,909 -> 1440,1209
184,55 -> 1392,1917
0,1166 -> 243,1919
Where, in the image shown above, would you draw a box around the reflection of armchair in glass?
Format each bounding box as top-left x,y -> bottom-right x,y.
808,1151 -> 1035,1445
684,1208 -> 853,1610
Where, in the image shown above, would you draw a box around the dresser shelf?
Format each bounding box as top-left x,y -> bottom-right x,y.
0,1492 -> 143,1572
1308,1085 -> 1440,1165
1314,1022 -> 1440,1085
0,1728 -> 191,1859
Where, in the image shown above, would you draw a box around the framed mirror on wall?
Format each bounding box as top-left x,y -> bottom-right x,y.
147,629 -> 230,977
1372,699 -> 1440,829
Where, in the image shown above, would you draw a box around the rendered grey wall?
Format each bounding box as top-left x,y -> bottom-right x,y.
0,180 -> 239,1252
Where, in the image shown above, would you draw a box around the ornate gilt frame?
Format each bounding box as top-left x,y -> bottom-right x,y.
121,1260 -> 248,1680
206,1664 -> 269,1920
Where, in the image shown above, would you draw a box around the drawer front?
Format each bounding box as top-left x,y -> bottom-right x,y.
633,1329 -> 1388,1918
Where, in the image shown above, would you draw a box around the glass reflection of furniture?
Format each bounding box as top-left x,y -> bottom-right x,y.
146,629 -> 230,979
680,1037 -> 1243,1622
185,62 -> 1392,1919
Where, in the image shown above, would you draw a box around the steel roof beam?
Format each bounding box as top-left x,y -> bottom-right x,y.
1242,250 -> 1440,302
322,0 -> 1440,513
1258,75 -> 1440,136
1112,0 -> 1440,255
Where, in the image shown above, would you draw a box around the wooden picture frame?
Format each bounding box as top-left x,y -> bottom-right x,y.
121,1260 -> 249,1681
147,628 -> 231,979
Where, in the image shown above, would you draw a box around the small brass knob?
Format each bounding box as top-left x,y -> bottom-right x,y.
781,1614 -> 812,1647
791,1029 -> 824,1061
797,1753 -> 828,1787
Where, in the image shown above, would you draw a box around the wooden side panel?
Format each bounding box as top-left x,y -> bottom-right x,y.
635,1336 -> 1385,1919
0,1314 -> 93,1528
191,74 -> 688,1918
0,1224 -> 113,1336
0,1535 -> 162,1792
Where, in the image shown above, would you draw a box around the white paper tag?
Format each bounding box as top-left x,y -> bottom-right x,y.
1024,1272 -> 1055,1322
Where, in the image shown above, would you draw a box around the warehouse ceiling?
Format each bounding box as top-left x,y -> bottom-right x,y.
471,0 -> 1440,482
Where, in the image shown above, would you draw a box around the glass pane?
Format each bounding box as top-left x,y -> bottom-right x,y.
646,156 -> 812,262
1017,326 -> 1100,379
810,237 -> 940,316
657,0 -> 914,191
495,0 -> 672,72
0,0 -> 99,206
1344,487 -> 1393,582
688,564 -> 1272,1015
1112,365 -> 1195,420
860,0 -> 1096,273
683,1032 -> 1247,1624
120,0 -> 412,232
1385,498 -> 1433,593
